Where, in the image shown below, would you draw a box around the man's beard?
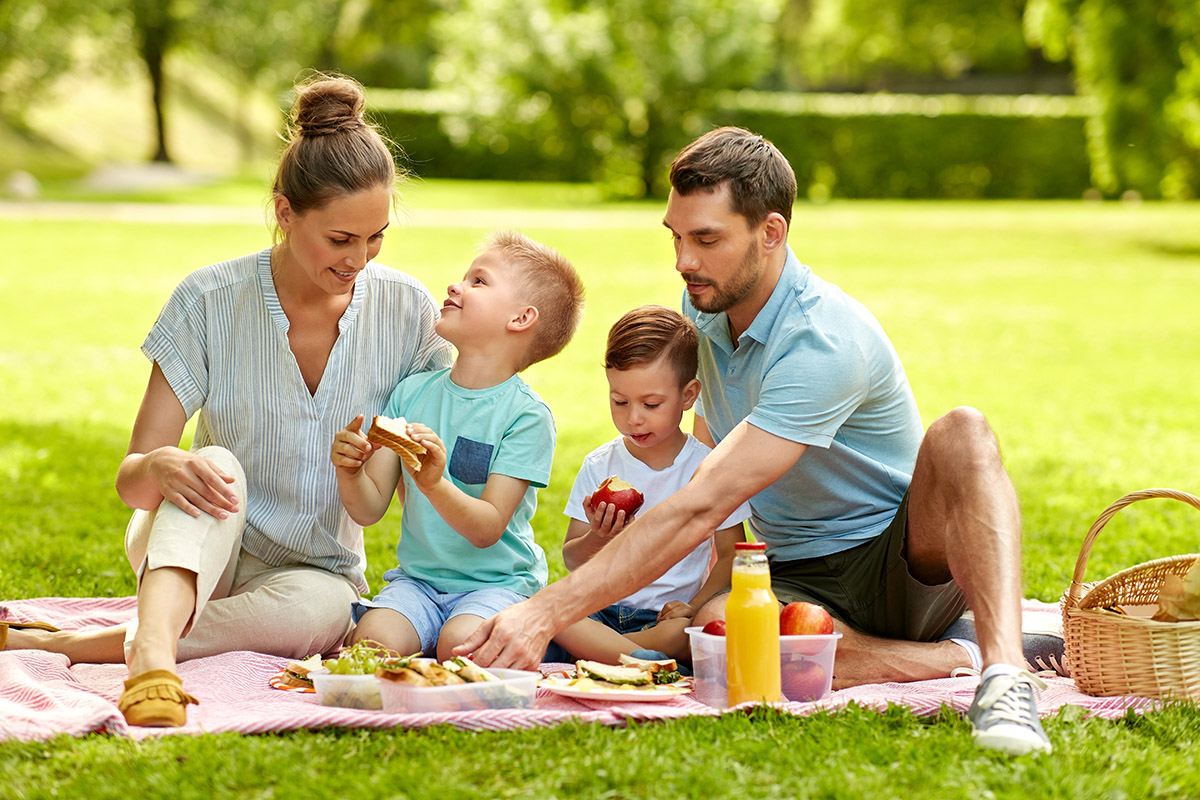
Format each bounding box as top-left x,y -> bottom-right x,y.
685,239 -> 761,314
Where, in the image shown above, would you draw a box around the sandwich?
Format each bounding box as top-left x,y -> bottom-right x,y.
443,655 -> 500,683
408,659 -> 468,686
367,415 -> 427,472
618,653 -> 683,685
574,659 -> 654,687
279,653 -> 324,689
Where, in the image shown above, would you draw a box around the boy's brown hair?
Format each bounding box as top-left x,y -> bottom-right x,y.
669,126 -> 797,228
604,305 -> 699,388
486,230 -> 585,369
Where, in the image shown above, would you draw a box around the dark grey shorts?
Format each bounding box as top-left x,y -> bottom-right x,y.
768,492 -> 967,642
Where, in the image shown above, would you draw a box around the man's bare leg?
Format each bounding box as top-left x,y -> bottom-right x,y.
906,406 -> 1024,669
693,594 -> 971,688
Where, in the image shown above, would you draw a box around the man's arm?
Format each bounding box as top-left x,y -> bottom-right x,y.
455,421 -> 809,668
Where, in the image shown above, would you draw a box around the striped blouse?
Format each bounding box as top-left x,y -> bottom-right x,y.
142,248 -> 452,592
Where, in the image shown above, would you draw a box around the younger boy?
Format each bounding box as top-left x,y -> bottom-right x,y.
331,230 -> 585,661
549,306 -> 750,662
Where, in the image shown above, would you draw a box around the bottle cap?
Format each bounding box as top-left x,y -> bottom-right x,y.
734,541 -> 767,551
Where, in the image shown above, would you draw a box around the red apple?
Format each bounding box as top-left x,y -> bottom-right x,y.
591,475 -> 645,518
781,659 -> 828,702
780,602 -> 834,636
700,619 -> 727,636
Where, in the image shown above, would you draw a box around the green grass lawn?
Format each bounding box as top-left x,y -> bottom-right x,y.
2,186 -> 1200,797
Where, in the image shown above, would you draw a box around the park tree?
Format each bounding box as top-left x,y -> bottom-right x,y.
2,0 -> 349,165
0,0 -> 115,132
1026,0 -> 1200,198
328,0 -> 447,89
432,0 -> 784,197
780,0 -> 1034,91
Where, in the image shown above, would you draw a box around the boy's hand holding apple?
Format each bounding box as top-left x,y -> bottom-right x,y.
584,475 -> 645,541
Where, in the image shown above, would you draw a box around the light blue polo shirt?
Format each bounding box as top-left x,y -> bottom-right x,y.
685,246 -> 923,561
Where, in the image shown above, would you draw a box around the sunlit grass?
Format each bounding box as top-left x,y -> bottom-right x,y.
2,188 -> 1199,795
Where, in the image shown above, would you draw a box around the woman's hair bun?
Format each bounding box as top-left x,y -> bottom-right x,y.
292,76 -> 366,138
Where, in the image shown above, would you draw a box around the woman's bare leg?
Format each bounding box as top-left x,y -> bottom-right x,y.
3,625 -> 128,663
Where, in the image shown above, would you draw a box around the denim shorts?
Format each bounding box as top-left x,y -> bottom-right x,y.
352,570 -> 527,655
590,603 -> 660,634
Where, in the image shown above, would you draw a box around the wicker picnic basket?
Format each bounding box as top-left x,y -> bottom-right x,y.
1061,488 -> 1200,699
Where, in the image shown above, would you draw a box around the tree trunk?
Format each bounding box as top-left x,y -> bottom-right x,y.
134,1 -> 173,163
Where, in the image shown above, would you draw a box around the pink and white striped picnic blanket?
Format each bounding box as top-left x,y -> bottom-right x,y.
0,596 -> 1160,742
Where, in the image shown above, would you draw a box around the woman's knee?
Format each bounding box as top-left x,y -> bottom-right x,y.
194,445 -> 247,486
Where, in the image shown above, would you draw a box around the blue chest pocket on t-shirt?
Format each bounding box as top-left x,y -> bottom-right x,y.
449,437 -> 494,485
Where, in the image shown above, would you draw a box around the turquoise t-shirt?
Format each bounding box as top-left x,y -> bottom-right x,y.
379,368 -> 553,596
686,247 -> 923,561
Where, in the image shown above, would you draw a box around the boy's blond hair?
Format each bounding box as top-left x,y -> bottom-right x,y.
605,305 -> 699,388
486,230 -> 585,370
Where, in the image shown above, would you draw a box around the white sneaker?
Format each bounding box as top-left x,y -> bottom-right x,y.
967,671 -> 1053,756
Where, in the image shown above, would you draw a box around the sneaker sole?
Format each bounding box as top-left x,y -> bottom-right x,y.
972,729 -> 1053,756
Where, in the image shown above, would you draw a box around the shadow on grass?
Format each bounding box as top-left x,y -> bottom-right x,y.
0,421 -> 137,599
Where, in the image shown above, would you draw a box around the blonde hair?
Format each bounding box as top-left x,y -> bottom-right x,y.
273,73 -> 403,233
485,230 -> 585,369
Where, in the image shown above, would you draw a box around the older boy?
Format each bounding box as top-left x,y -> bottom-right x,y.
331,230 -> 584,661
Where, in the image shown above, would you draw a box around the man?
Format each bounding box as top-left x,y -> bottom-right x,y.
456,127 -> 1052,756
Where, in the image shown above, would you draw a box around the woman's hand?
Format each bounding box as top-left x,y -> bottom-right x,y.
331,414 -> 375,475
145,446 -> 239,519
406,423 -> 447,492
583,493 -> 631,541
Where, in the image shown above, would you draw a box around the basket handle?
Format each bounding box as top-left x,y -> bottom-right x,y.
1066,488 -> 1200,605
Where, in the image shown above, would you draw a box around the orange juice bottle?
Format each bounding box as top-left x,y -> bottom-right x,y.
726,541 -> 781,705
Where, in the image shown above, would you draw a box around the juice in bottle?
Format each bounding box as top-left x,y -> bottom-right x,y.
725,541 -> 781,705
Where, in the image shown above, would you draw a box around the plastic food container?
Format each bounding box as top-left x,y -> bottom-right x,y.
686,626 -> 841,708
378,668 -> 540,713
311,672 -> 383,710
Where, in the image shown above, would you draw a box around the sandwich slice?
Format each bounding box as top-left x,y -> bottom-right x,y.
367,415 -> 427,472
279,654 -> 324,689
443,655 -> 500,683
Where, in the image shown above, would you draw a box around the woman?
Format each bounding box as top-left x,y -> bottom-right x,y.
0,74 -> 451,727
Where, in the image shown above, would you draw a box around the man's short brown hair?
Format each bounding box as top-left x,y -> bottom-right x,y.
668,126 -> 797,228
604,305 -> 699,388
486,229 -> 585,369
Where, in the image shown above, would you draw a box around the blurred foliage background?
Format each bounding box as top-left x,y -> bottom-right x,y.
1,0 -> 1197,199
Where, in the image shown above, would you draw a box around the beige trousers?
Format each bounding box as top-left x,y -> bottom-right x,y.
123,445 -> 357,662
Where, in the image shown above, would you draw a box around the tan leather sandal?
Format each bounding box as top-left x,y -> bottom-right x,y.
118,669 -> 199,727
0,620 -> 60,650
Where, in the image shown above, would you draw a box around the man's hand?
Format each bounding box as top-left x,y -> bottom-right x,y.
331,414 -> 375,474
452,599 -> 557,670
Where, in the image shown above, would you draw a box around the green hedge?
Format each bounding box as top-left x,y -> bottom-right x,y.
715,91 -> 1094,199
367,88 -> 1095,198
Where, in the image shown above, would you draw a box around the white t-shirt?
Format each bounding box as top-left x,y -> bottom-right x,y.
564,435 -> 752,611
